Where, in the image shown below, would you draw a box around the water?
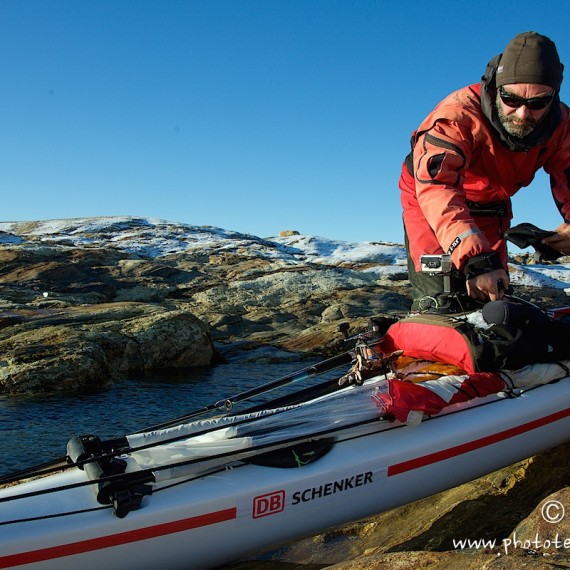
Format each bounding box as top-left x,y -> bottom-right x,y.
0,359 -> 338,478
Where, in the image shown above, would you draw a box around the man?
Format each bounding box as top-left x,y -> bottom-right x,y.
400,31 -> 570,311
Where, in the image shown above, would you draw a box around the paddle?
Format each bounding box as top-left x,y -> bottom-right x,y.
143,350 -> 354,432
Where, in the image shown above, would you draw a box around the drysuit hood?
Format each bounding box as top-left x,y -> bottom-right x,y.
480,53 -> 562,152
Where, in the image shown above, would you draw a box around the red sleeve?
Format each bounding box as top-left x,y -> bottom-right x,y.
412,121 -> 492,269
544,110 -> 570,223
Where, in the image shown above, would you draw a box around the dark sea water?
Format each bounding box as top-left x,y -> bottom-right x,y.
0,358 -> 338,478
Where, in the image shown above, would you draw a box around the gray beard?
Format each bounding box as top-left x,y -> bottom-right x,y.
495,93 -> 538,138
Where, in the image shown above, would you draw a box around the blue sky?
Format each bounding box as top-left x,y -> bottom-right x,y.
2,0 -> 570,244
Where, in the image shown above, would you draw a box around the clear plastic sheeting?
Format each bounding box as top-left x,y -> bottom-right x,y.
502,360 -> 570,389
127,379 -> 389,480
130,427 -> 251,469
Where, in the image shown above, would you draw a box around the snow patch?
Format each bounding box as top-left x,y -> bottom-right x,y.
0,216 -> 569,291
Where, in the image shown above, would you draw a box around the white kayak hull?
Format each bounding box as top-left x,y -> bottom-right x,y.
1,377 -> 570,570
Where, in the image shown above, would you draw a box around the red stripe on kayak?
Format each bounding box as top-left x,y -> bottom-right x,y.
0,507 -> 236,569
388,407 -> 570,477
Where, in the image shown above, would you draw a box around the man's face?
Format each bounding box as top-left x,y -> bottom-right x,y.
496,83 -> 555,138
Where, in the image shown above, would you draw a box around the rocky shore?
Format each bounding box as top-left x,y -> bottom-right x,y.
2,216 -> 570,569
0,217 -> 412,393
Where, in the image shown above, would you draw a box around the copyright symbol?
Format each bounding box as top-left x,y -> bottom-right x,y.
542,500 -> 565,523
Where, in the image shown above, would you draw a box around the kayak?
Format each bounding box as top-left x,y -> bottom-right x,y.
1,357 -> 570,569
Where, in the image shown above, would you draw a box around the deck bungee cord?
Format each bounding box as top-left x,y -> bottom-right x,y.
0,462 -> 240,527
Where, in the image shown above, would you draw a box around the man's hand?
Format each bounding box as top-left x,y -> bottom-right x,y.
541,222 -> 570,256
466,268 -> 510,302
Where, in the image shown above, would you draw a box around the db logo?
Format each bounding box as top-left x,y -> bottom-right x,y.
252,490 -> 286,518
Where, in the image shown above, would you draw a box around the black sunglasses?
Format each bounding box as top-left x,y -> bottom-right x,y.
498,87 -> 555,111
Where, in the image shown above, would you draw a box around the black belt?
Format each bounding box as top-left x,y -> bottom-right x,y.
466,200 -> 508,217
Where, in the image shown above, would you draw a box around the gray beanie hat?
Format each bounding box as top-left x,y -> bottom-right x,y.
496,31 -> 563,89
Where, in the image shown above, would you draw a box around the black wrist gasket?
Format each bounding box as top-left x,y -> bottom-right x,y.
463,252 -> 503,280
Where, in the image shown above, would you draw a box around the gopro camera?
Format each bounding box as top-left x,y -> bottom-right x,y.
420,254 -> 452,274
